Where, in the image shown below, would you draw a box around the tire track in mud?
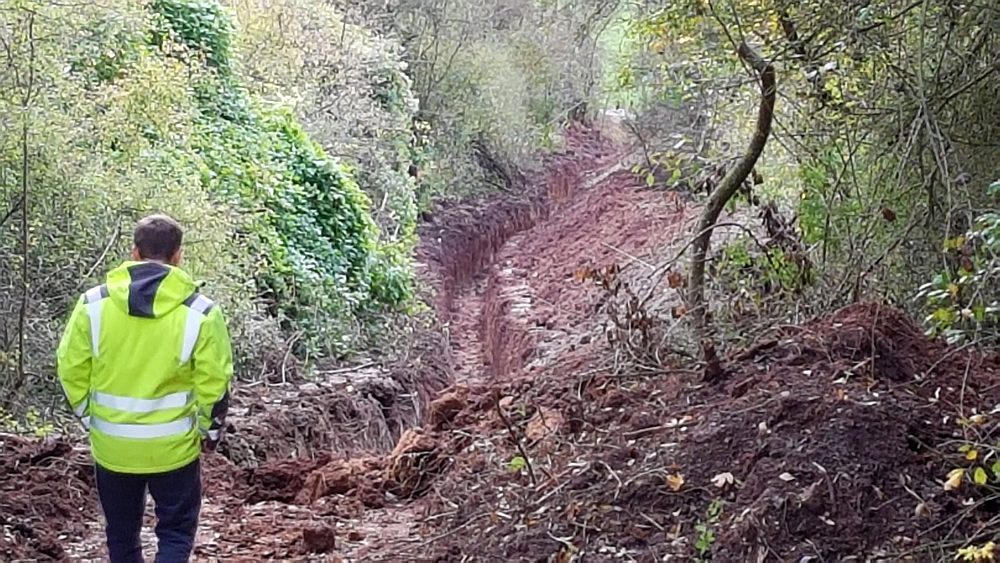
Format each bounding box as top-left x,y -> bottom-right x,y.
418,124 -> 626,389
447,275 -> 491,386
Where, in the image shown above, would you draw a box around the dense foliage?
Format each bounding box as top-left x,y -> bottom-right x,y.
918,196 -> 1000,345
7,0 -> 991,421
0,0 -> 417,404
374,0 -> 619,204
225,0 -> 421,271
614,0 -> 1000,348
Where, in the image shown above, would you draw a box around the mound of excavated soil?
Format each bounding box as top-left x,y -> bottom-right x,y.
731,302 -> 947,383
415,303 -> 1000,561
0,436 -> 95,561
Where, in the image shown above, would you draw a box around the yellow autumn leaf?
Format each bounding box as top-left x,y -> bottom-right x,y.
666,473 -> 685,491
958,540 -> 996,561
944,236 -> 966,251
967,449 -> 980,461
945,468 -> 965,491
974,467 -> 989,486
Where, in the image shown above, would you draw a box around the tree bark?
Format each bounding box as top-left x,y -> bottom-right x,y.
10,11 -> 35,399
686,42 -> 776,377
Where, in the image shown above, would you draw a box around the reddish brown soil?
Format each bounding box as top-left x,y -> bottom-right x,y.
0,437 -> 95,561
3,122 -> 1000,562
392,303 -> 997,562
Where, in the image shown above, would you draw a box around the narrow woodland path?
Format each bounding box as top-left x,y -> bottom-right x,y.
315,122 -> 693,561
327,123 -> 643,561
447,274 -> 491,387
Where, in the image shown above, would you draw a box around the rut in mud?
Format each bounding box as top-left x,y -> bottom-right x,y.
4,120 -> 1000,562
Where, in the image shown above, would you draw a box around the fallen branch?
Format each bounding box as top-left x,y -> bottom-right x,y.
686,41 -> 776,377
494,389 -> 537,486
600,241 -> 654,270
314,361 -> 379,376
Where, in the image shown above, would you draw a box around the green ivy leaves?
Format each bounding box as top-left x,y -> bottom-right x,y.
151,0 -> 233,72
150,0 -> 413,354
917,186 -> 1000,345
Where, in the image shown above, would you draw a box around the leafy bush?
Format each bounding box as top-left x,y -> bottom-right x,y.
0,407 -> 54,437
227,0 -> 420,258
224,0 -> 421,332
614,0 -> 1000,352
385,0 -> 614,203
151,0 -> 234,71
917,182 -> 1000,344
0,2 -> 278,388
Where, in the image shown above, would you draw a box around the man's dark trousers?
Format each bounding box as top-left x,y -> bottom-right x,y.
95,459 -> 201,563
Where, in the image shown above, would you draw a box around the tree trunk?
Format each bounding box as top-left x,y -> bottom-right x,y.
686,42 -> 776,379
9,11 -> 35,400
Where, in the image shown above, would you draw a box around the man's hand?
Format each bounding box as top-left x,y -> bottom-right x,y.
202,427 -> 222,452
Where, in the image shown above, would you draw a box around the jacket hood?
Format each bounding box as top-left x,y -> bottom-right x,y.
106,261 -> 197,318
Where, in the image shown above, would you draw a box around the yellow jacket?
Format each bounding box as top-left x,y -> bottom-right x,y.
57,261 -> 234,474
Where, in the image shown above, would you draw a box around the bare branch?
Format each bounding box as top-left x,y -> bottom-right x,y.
0,199 -> 20,229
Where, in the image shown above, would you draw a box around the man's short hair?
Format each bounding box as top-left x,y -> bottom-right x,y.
134,214 -> 183,261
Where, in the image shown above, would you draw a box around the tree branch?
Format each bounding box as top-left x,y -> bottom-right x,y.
0,199 -> 20,229
494,389 -> 536,486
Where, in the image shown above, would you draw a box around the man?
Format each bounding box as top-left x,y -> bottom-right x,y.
57,214 -> 234,563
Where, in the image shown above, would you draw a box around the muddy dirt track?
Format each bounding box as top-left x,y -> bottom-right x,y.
4,123 -> 1000,562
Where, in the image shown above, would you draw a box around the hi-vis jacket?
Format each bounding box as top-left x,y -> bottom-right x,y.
57,261 -> 234,474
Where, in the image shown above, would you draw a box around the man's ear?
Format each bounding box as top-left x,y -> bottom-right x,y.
170,248 -> 183,266
131,246 -> 142,261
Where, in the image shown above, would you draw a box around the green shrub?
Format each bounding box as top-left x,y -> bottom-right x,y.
226,0 -> 420,254
917,183 -> 1000,344
150,0 -> 234,72
0,0 -> 416,407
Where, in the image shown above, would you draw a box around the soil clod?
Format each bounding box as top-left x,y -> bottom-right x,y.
301,523 -> 336,553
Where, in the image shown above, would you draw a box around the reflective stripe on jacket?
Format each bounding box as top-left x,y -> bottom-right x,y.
56,261 -> 234,474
